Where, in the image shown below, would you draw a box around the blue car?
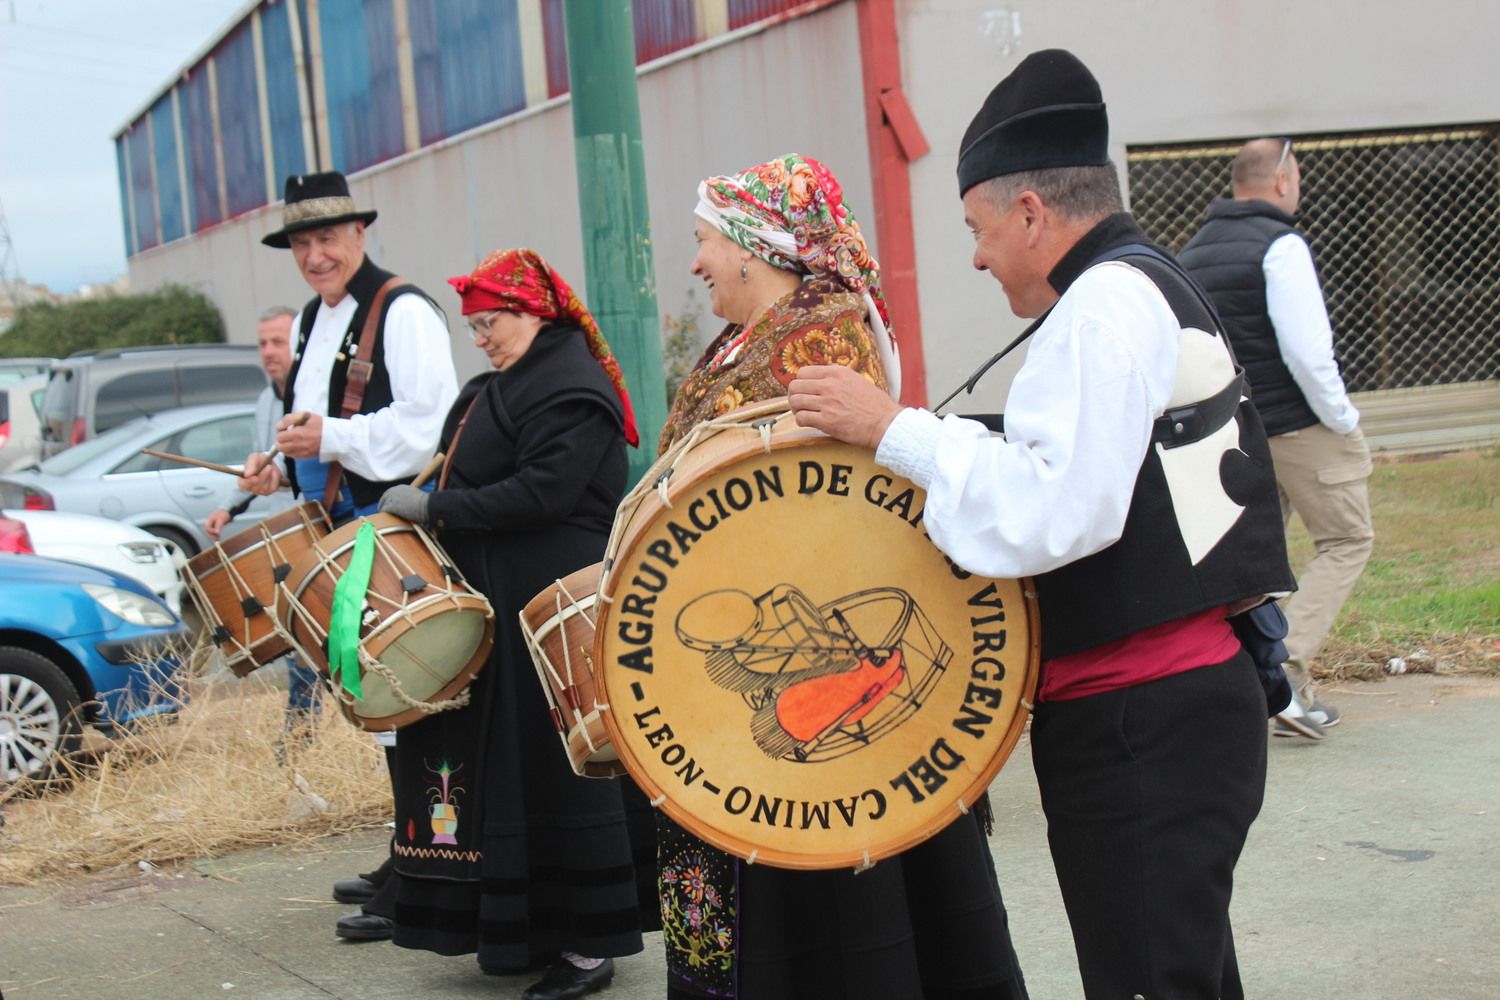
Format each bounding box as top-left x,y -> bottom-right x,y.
0,553 -> 190,784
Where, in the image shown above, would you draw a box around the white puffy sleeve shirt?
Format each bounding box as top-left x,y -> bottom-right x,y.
292,292 -> 459,482
876,262 -> 1182,580
1263,234 -> 1360,434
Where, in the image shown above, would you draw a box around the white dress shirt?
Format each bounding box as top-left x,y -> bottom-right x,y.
291,291 -> 458,482
1263,234 -> 1360,434
877,261 -> 1190,580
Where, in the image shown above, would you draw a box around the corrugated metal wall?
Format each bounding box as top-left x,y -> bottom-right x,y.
114,0 -> 824,255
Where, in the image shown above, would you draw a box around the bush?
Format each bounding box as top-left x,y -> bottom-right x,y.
0,285 -> 225,358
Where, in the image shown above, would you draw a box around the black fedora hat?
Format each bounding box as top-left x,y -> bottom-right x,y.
262,171 -> 378,249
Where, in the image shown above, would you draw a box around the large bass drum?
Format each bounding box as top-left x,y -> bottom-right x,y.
593,399 -> 1039,871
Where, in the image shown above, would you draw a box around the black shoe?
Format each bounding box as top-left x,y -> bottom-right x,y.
521,958 -> 615,1000
332,875 -> 378,904
335,910 -> 394,941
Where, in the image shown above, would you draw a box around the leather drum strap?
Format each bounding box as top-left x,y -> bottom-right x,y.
322,276 -> 406,511
437,392 -> 482,491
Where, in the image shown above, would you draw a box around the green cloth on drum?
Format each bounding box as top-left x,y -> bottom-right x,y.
328,520 -> 375,699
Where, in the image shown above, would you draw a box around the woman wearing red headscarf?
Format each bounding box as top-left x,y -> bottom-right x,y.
377,249 -> 650,1000
655,155 -> 1028,1000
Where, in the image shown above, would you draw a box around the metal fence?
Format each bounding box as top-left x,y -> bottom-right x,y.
1127,125 -> 1500,392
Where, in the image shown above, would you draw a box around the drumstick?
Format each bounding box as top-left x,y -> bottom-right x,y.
410,452 -> 445,489
259,411 -> 312,470
140,448 -> 246,476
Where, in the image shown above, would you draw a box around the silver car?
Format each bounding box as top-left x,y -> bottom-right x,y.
0,402 -> 274,556
0,375 -> 47,474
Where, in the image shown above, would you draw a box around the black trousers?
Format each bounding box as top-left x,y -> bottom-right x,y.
1030,652 -> 1266,1000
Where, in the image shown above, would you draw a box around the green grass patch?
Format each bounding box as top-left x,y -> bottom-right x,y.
1285,449 -> 1500,679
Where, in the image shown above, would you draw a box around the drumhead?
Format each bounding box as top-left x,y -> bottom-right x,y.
595,411 -> 1039,870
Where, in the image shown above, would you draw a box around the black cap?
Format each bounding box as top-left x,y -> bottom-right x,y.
262,171 -> 378,249
957,49 -> 1109,196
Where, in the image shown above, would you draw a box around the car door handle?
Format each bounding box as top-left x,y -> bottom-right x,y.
182,486 -> 214,498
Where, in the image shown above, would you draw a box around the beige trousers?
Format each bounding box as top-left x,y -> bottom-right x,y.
1269,424 -> 1375,705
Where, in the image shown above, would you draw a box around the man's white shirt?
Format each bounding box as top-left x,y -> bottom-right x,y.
1262,234 -> 1360,434
291,292 -> 458,481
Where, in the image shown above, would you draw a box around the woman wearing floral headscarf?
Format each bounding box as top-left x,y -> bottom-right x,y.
656,156 -> 1028,999
377,249 -> 652,1000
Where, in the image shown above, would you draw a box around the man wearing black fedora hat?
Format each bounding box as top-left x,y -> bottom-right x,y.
240,169 -> 459,943
790,49 -> 1293,998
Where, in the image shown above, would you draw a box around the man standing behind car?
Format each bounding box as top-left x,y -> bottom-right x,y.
204,306 -> 320,736
1180,139 -> 1374,741
237,171 -> 458,944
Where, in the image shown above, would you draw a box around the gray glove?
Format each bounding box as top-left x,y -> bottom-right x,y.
378,484 -> 430,524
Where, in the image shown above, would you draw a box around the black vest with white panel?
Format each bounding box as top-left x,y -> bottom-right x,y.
1032,215 -> 1294,659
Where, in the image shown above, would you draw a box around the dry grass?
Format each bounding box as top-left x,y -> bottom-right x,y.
1291,449 -> 1500,683
0,654 -> 392,886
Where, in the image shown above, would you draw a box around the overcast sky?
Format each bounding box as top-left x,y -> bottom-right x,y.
0,0 -> 246,293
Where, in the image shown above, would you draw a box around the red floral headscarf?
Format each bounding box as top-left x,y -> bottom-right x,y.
448,248 -> 639,447
695,153 -> 901,397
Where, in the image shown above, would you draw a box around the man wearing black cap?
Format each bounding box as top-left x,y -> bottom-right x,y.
240,170 -> 459,943
790,49 -> 1292,998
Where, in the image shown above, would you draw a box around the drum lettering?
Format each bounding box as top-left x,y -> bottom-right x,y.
660,742 -> 684,766
644,722 -> 675,749
633,705 -> 662,728
798,460 -> 826,494
863,475 -> 924,526
645,539 -> 680,568
616,646 -> 654,673
667,519 -> 702,553
951,702 -> 992,739
620,592 -> 656,618
797,461 -> 851,496
964,681 -> 1003,712
863,788 -> 886,821
973,630 -> 1006,654
967,581 -> 1006,624
890,738 -> 967,803
617,619 -> 652,645
724,785 -> 752,815
631,563 -> 668,593
971,656 -> 1007,683
673,754 -> 705,787
801,800 -> 831,830
751,794 -> 786,828
723,476 -> 754,511
705,486 -> 732,521
687,498 -> 719,532
752,466 -> 785,502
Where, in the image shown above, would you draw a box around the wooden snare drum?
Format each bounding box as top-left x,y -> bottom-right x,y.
279,514 -> 494,731
184,502 -> 331,676
592,399 -> 1040,870
519,562 -> 625,779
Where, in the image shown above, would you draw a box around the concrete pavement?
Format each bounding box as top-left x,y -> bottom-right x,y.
3,672 -> 1497,999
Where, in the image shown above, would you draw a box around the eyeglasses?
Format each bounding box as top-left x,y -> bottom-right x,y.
1274,138 -> 1293,176
466,313 -> 498,337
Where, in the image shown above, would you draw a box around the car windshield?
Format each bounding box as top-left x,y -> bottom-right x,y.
39,415 -> 155,475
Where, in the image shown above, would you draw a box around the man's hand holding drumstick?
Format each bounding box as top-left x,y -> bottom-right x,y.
237,411 -> 314,494
787,364 -> 904,451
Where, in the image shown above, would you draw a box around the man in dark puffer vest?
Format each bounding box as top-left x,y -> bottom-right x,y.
1180,139 -> 1374,741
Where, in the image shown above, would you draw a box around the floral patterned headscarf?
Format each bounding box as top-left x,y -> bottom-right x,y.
695,153 -> 901,397
448,248 -> 639,447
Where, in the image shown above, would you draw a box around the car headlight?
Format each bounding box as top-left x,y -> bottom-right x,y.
82,584 -> 178,627
118,541 -> 165,564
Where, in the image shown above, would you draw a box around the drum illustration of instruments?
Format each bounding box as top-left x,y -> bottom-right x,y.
519,562 -> 625,779
591,399 -> 1040,871
279,513 -> 494,731
183,501 -> 332,676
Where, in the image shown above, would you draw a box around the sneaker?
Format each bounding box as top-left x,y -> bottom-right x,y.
1308,699 -> 1341,728
1273,696 -> 1326,740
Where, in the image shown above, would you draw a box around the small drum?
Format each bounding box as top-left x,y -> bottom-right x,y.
592,398 -> 1040,871
279,513 -> 495,731
519,562 -> 624,779
184,502 -> 332,677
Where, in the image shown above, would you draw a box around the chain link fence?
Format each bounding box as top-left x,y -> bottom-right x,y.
1127,125 -> 1500,392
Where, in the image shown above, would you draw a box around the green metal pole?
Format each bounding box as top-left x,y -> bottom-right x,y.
563,0 -> 665,482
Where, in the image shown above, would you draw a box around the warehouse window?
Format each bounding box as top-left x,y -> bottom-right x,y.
1128,125 -> 1500,391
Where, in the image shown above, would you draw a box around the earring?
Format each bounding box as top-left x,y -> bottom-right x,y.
740,263 -> 749,282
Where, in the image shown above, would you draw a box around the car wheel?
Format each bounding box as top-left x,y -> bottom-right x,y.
0,646 -> 84,785
144,524 -> 199,558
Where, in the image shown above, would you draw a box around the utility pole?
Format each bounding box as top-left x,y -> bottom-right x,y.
562,0 -> 665,482
0,196 -> 22,312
